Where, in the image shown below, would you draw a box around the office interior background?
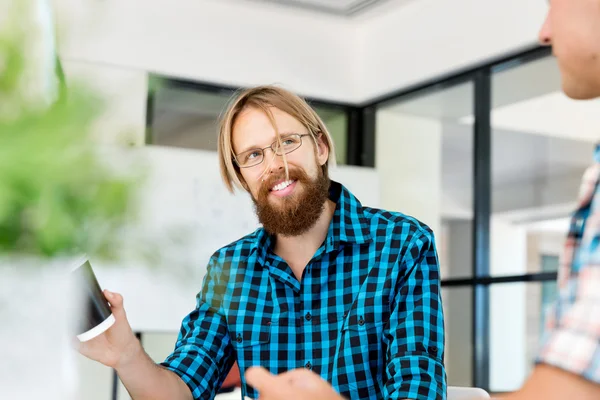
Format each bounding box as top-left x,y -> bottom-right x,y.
47,0 -> 600,398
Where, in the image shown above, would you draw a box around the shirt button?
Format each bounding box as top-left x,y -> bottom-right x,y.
305,312 -> 312,321
358,317 -> 365,326
236,334 -> 243,343
305,362 -> 312,370
429,346 -> 438,354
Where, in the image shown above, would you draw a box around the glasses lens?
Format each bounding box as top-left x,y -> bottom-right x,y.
238,149 -> 263,167
274,135 -> 301,155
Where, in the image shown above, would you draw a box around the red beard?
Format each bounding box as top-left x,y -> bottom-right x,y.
253,167 -> 330,237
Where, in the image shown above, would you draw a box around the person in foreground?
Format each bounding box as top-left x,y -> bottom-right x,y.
502,2 -> 600,398
242,1 -> 600,399
77,85 -> 447,399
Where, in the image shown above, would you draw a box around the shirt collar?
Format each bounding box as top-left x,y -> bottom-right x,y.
253,180 -> 372,264
327,180 -> 372,247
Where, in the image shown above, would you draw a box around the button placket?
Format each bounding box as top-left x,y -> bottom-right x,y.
300,268 -> 314,376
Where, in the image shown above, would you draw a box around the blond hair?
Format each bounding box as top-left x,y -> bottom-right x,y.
218,85 -> 337,193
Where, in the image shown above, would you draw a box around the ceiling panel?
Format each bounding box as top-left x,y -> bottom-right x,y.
242,0 -> 389,16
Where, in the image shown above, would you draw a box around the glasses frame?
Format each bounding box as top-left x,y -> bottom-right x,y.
234,133 -> 312,168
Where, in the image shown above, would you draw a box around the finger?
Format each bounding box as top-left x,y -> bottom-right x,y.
245,367 -> 295,399
103,289 -> 122,307
103,290 -> 127,318
281,368 -> 328,389
245,367 -> 276,390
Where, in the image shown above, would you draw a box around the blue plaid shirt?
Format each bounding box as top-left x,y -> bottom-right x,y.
161,181 -> 447,399
535,146 -> 600,384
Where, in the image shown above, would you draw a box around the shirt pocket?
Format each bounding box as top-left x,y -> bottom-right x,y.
338,313 -> 386,399
341,313 -> 385,344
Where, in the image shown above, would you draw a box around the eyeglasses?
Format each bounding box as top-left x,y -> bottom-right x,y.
234,133 -> 312,168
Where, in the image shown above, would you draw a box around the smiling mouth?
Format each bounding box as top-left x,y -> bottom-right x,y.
270,179 -> 296,192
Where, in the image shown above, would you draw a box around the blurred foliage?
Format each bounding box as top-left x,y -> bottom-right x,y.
0,5 -> 143,262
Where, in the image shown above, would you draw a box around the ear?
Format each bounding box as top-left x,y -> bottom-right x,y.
315,132 -> 329,166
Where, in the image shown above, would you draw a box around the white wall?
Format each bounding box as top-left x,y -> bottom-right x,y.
76,357 -> 113,400
376,111 -> 442,236
359,0 -> 548,101
61,60 -> 148,146
53,0 -> 358,103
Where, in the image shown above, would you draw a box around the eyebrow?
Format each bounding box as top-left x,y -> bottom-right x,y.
236,131 -> 299,155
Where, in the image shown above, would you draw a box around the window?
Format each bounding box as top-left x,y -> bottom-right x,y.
372,45 -> 586,392
147,78 -> 351,164
490,56 -> 596,277
375,81 -> 475,280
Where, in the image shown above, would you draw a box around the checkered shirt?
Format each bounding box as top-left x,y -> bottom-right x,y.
536,147 -> 600,384
161,181 -> 447,399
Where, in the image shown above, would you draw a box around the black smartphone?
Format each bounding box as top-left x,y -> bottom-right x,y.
72,259 -> 115,341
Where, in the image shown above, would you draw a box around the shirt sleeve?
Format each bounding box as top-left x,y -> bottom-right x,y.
384,226 -> 447,400
160,256 -> 235,399
535,204 -> 600,383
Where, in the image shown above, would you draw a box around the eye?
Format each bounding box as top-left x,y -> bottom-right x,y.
245,150 -> 261,161
281,135 -> 301,147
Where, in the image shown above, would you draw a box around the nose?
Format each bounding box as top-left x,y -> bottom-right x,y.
538,13 -> 552,46
262,150 -> 286,176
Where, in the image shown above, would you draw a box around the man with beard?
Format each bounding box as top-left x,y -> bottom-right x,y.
240,1 -> 600,399
76,85 -> 447,400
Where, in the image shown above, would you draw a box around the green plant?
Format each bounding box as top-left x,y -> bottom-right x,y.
0,4 -> 143,261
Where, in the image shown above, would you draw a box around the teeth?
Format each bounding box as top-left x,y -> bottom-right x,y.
272,180 -> 294,191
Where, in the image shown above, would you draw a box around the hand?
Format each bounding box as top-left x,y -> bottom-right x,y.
245,367 -> 345,400
75,290 -> 140,369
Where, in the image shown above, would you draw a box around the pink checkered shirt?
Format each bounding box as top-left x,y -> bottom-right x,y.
536,154 -> 600,384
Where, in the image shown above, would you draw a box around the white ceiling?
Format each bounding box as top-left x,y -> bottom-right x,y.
236,0 -> 393,16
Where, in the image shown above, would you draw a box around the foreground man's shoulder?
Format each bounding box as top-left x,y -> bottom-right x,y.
363,206 -> 435,241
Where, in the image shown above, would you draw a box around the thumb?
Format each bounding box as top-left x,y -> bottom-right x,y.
104,290 -> 124,312
245,367 -> 295,399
